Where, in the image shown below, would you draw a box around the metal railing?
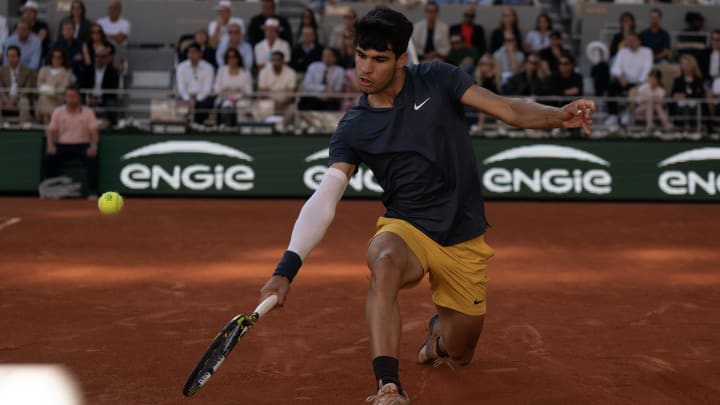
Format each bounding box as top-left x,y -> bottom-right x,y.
1,87 -> 718,139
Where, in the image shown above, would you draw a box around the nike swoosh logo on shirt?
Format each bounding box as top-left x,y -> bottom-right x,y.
414,97 -> 430,111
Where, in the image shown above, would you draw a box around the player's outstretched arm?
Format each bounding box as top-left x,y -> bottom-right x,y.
460,85 -> 596,135
259,162 -> 355,306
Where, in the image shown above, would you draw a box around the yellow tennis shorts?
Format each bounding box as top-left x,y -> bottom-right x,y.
373,217 -> 494,316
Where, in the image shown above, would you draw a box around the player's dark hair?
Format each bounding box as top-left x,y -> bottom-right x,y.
355,7 -> 413,58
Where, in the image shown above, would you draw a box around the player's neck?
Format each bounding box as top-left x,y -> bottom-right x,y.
367,68 -> 405,109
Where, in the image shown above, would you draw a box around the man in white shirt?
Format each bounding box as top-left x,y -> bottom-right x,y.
253,18 -> 290,71
606,32 -> 653,128
411,1 -> 450,61
215,23 -> 253,69
97,1 -> 131,72
299,48 -> 345,111
258,50 -> 297,110
208,0 -> 245,48
176,43 -> 215,124
97,1 -> 130,45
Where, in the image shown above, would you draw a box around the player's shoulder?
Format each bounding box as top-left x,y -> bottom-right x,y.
409,61 -> 460,79
335,106 -> 366,135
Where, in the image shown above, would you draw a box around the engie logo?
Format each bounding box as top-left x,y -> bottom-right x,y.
481,145 -> 612,195
303,149 -> 382,192
119,141 -> 255,191
658,147 -> 720,196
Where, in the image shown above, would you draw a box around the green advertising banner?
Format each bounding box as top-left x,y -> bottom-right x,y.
97,134 -> 720,201
0,133 -> 43,193
1,132 -> 718,201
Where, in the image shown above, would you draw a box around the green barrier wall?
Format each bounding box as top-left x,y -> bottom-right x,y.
2,132 -> 719,201
0,133 -> 43,193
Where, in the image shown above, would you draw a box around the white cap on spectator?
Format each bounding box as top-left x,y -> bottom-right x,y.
263,18 -> 279,29
215,0 -> 231,11
23,1 -> 40,10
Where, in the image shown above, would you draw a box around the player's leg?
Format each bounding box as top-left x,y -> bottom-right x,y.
366,231 -> 423,398
434,306 -> 485,366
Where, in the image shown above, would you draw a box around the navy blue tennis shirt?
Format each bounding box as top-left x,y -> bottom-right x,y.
329,61 -> 488,246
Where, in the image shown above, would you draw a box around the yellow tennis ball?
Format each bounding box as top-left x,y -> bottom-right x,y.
98,192 -> 124,215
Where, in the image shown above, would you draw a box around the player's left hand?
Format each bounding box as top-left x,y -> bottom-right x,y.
560,99 -> 596,135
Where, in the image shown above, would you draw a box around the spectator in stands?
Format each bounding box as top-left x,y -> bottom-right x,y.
524,13 -> 552,54
291,26 -> 323,74
97,1 -> 130,47
610,11 -> 635,58
543,52 -> 583,106
58,0 -> 92,43
176,43 -> 215,125
215,24 -> 253,71
44,85 -> 99,198
449,6 -> 486,58
671,54 -> 706,133
412,1 -> 450,62
36,48 -> 72,124
97,1 -> 130,72
493,33 -> 524,85
490,7 -> 522,54
709,30 -> 720,90
0,15 -> 7,62
214,47 -> 253,126
588,40 -> 610,97
53,21 -> 85,77
257,50 -> 296,111
606,32 -> 653,129
178,29 -> 217,69
0,45 -> 34,126
446,34 -> 479,76
538,31 -> 565,76
208,0 -> 245,49
328,9 -> 356,51
635,69 -> 671,133
80,46 -> 120,126
639,8 -> 671,64
4,20 -> 42,71
82,24 -> 115,69
254,18 -> 291,71
503,52 -> 544,96
247,0 -> 293,47
337,29 -> 356,69
296,9 -> 319,46
299,48 -> 344,111
474,54 -> 501,132
18,2 -> 50,62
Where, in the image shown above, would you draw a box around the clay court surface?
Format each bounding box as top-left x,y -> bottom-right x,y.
1,198 -> 719,404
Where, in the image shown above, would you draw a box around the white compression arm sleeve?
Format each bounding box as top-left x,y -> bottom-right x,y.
287,167 -> 349,260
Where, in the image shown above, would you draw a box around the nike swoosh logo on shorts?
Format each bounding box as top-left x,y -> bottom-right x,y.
414,97 -> 430,111
473,299 -> 484,305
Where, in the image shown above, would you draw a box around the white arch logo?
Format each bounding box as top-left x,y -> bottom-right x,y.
119,141 -> 255,191
657,147 -> 720,168
483,145 -> 610,166
482,144 -> 612,195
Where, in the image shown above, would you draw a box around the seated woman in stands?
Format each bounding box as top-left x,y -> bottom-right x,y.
36,48 -> 72,124
213,47 -> 253,126
671,54 -> 706,134
635,69 -> 671,133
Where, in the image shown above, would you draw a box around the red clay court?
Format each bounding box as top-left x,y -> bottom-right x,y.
1,198 -> 719,404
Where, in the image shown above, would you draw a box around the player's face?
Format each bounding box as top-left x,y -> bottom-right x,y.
355,47 -> 404,94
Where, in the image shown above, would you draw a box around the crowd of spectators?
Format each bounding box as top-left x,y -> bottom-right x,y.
0,0 -> 129,127
1,0 -> 719,134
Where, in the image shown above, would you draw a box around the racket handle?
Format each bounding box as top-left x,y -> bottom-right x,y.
253,295 -> 278,319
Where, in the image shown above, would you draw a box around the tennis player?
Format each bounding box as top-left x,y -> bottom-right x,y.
260,7 -> 595,404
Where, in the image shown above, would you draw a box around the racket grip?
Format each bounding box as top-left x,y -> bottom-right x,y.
253,295 -> 278,318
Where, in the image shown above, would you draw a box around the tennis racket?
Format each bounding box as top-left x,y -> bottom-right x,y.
182,294 -> 278,397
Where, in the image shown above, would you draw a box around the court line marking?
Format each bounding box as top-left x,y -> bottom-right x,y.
0,217 -> 21,231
